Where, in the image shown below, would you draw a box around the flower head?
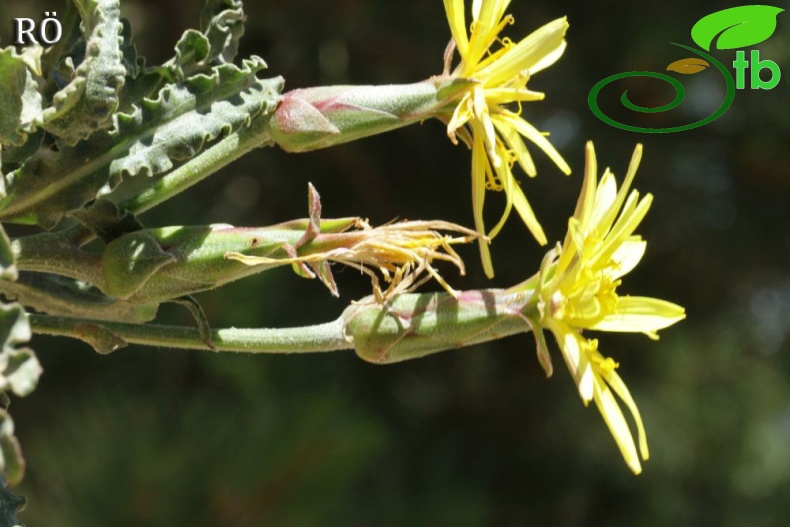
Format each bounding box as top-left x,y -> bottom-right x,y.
520,142 -> 685,474
441,0 -> 572,277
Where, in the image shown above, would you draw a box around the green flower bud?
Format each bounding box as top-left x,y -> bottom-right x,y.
268,77 -> 474,152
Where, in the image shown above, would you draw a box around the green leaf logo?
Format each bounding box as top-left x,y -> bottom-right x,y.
691,5 -> 784,51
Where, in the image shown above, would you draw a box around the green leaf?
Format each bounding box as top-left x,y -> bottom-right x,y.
0,131 -> 44,168
0,219 -> 36,489
35,0 -> 127,145
119,19 -> 142,80
0,272 -> 159,324
0,451 -> 27,514
166,30 -> 212,80
0,46 -> 44,147
110,58 -> 279,178
0,58 -> 282,228
38,1 -> 83,85
158,0 -> 245,81
200,0 -> 246,64
71,323 -> 127,354
68,198 -> 144,243
691,6 -> 784,51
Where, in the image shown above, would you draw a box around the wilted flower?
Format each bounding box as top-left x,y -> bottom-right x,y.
226,184 -> 478,302
441,0 -> 572,277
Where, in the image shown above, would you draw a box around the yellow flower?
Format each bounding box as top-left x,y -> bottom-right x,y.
523,142 -> 685,474
441,0 -> 572,277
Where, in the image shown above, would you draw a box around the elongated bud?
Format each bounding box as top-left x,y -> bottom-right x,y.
343,288 -> 539,363
101,184 -> 476,303
268,77 -> 474,152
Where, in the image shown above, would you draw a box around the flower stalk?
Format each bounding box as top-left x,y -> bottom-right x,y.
28,285 -> 539,358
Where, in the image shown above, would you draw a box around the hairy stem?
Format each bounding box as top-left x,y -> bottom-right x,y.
29,314 -> 352,353
27,287 -> 540,361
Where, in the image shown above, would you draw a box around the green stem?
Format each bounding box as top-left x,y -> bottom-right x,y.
29,314 -> 351,353
27,288 -> 540,361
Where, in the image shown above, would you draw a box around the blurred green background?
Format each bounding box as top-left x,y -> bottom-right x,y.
2,0 -> 790,525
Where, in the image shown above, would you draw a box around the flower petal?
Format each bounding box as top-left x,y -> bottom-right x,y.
477,17 -> 568,84
603,368 -> 650,461
499,113 -> 571,175
511,177 -> 547,245
608,239 -> 646,279
444,0 -> 470,57
492,114 -> 537,176
592,379 -> 642,474
471,130 -> 495,278
590,296 -> 686,333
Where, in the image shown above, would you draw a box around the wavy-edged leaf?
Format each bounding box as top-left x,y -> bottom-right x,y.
38,2 -> 83,89
666,57 -> 709,74
159,0 -> 245,81
0,46 -> 44,147
0,131 -> 44,171
110,58 -> 279,178
0,199 -> 34,493
35,0 -> 127,145
119,18 -> 142,80
0,58 -> 283,228
200,0 -> 245,64
165,30 -> 212,81
691,5 -> 784,51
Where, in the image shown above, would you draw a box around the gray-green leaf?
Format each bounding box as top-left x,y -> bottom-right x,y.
35,0 -> 127,145
0,46 -> 44,147
200,0 -> 245,64
0,272 -> 159,324
0,58 -> 282,228
691,5 -> 784,51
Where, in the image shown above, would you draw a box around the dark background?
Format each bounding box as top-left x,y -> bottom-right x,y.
2,0 -> 790,525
